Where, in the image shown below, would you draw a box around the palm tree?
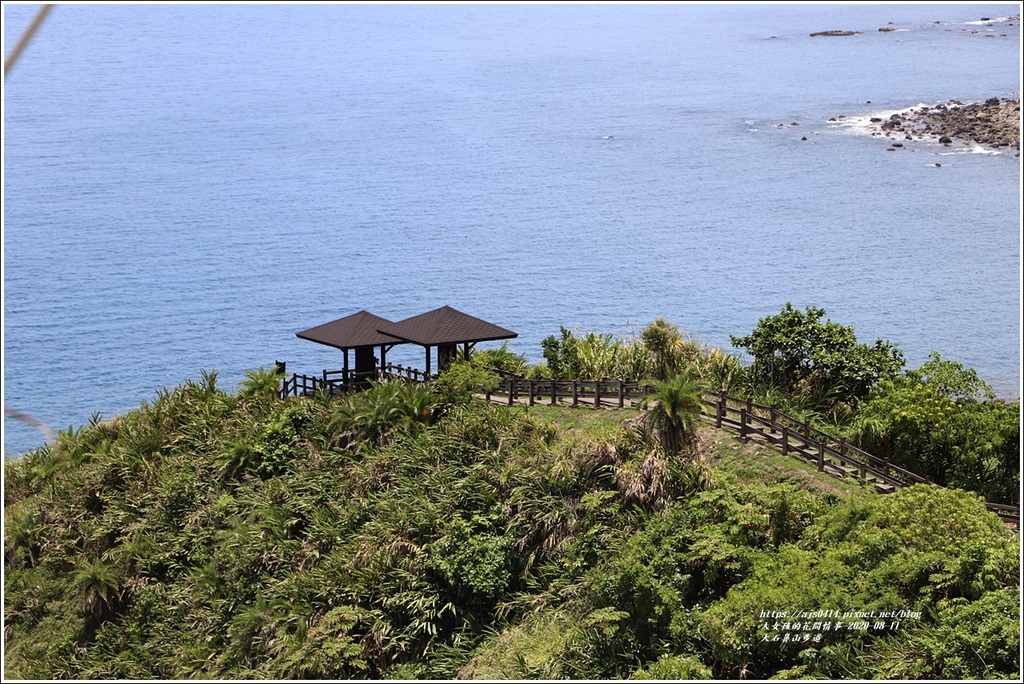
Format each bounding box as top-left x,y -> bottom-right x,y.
643,372 -> 703,457
71,557 -> 123,621
641,318 -> 682,381
239,366 -> 285,401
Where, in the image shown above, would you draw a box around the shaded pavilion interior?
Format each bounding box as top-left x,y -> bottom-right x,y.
296,306 -> 517,383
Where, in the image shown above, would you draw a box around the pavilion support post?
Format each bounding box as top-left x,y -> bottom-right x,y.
425,346 -> 431,378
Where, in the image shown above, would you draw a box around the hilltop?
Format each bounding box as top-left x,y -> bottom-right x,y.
4,368 -> 1018,680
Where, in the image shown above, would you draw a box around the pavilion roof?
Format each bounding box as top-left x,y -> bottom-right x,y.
378,306 -> 517,346
296,310 -> 405,350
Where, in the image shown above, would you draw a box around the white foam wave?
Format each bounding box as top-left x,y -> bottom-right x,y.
936,146 -> 1003,156
963,17 -> 1015,25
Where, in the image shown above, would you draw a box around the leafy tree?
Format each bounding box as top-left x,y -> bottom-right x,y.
730,303 -> 904,413
908,351 -> 996,401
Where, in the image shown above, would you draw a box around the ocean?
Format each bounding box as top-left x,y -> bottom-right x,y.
3,3 -> 1020,457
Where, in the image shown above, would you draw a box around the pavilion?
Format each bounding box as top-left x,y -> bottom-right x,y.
378,305 -> 518,376
295,306 -> 517,384
295,310 -> 405,387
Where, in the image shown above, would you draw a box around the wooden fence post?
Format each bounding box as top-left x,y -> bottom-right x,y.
572,380 -> 579,407
782,426 -> 789,455
618,380 -> 624,408
528,379 -> 535,406
716,396 -> 724,429
508,378 -> 515,406
594,382 -> 601,408
817,443 -> 825,472
550,380 -> 557,405
740,407 -> 748,439
769,407 -> 776,433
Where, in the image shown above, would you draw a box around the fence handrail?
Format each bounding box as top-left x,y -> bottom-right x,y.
696,388 -> 1017,525
279,363 -> 441,400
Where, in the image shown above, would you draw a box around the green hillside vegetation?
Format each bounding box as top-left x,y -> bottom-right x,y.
493,307 -> 1019,506
4,309 -> 1020,679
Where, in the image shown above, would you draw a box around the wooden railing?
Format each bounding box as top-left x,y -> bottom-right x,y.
379,363 -> 436,384
279,363 -> 436,399
486,377 -> 647,408
697,390 -> 929,490
696,389 -> 1018,528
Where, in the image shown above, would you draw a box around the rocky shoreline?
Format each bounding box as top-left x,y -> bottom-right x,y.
833,98 -> 1021,155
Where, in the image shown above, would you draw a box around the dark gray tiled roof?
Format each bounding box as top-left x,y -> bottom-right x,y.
296,310 -> 405,350
378,306 -> 517,346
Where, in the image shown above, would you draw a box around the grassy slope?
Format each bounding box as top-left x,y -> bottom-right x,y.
531,404 -> 868,498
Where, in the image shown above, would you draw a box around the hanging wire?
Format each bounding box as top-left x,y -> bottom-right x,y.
6,4 -> 58,444
5,406 -> 57,444
4,4 -> 53,77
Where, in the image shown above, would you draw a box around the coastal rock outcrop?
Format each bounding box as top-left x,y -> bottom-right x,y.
810,30 -> 861,37
857,98 -> 1020,153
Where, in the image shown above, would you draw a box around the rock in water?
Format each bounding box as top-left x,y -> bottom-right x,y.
850,98 -> 1020,152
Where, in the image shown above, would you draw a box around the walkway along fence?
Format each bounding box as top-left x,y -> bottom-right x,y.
277,367 -> 1018,528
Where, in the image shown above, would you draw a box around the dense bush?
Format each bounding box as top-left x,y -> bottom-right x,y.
853,353 -> 1020,504
539,319 -> 746,389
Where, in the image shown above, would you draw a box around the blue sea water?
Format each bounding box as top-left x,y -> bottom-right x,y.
3,4 -> 1021,456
